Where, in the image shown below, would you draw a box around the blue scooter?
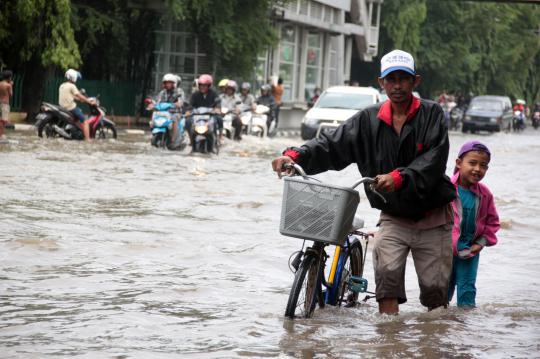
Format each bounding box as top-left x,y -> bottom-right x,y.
149,102 -> 186,150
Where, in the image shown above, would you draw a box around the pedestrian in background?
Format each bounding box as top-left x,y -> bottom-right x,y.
449,141 -> 500,308
0,70 -> 13,140
271,77 -> 284,128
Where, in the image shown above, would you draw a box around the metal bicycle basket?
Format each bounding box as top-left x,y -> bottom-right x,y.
280,176 -> 360,245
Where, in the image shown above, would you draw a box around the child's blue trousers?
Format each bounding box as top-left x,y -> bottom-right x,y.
448,253 -> 480,307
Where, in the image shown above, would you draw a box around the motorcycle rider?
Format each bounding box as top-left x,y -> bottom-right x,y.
186,74 -> 221,146
256,84 -> 277,133
239,82 -> 256,112
58,69 -> 95,141
513,99 -> 526,130
148,73 -> 184,145
533,102 -> 540,129
220,80 -> 243,140
175,74 -> 185,100
218,78 -> 229,95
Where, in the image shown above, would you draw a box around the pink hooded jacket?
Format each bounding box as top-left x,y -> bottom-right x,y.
451,172 -> 500,256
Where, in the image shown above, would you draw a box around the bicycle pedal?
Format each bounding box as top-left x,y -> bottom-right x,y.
348,276 -> 368,293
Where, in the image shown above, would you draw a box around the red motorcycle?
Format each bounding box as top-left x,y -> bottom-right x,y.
36,95 -> 117,140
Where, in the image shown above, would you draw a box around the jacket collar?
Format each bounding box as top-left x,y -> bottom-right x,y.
377,95 -> 421,126
451,172 -> 482,196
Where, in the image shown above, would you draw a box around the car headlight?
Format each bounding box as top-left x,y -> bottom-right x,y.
464,115 -> 471,122
490,117 -> 497,124
303,117 -> 319,126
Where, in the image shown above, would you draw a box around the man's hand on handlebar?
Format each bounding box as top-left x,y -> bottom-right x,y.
271,156 -> 295,179
374,174 -> 395,193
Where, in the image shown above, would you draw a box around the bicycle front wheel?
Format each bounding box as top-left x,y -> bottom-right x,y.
285,252 -> 320,319
338,241 -> 364,307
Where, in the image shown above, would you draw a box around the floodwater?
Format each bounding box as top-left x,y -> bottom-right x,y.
1,129 -> 539,358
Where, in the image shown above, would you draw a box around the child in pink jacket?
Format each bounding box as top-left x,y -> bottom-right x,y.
448,141 -> 500,307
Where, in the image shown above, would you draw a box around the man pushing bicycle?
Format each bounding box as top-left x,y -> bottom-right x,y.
272,50 -> 456,314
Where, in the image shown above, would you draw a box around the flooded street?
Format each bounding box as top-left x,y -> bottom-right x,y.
1,129 -> 539,358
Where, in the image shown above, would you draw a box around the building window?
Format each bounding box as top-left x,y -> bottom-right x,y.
278,25 -> 298,102
305,32 -> 322,100
255,50 -> 269,89
153,18 -> 207,94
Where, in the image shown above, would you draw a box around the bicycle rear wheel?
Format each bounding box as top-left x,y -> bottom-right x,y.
338,241 -> 364,307
285,252 -> 320,319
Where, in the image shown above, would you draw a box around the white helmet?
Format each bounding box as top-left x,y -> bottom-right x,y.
65,69 -> 81,83
162,73 -> 177,87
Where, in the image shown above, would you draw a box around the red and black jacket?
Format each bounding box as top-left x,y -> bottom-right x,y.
284,97 -> 456,221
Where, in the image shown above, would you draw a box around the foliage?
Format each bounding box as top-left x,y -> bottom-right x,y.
165,0 -> 282,77
379,0 -> 427,58
378,0 -> 540,103
0,0 -> 81,70
71,0 -> 156,83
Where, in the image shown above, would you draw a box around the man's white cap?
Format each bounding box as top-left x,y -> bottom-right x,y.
380,49 -> 415,78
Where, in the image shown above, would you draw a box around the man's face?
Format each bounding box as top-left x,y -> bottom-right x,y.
163,81 -> 175,91
455,151 -> 490,187
241,89 -> 248,96
226,87 -> 234,96
199,84 -> 209,94
378,70 -> 421,104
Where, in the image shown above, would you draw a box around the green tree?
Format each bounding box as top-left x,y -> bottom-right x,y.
379,0 -> 427,58
377,0 -> 540,103
166,0 -> 282,77
0,0 -> 81,118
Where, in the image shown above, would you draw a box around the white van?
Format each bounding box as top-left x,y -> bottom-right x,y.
301,86 -> 380,139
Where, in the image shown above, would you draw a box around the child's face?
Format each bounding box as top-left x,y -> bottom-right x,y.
456,150 -> 490,187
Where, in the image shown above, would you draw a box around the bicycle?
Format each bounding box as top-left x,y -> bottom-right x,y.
279,164 -> 386,319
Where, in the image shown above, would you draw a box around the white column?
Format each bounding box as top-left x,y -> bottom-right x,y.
271,23 -> 282,82
336,34 -> 345,85
297,27 -> 308,103
344,36 -> 352,83
322,32 -> 331,90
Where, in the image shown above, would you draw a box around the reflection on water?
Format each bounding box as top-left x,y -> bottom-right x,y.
1,130 -> 539,358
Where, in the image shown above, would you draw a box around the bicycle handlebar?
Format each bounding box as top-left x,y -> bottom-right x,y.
283,163 -> 387,204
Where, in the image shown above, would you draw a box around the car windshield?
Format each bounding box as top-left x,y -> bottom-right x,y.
315,92 -> 375,110
469,100 -> 503,111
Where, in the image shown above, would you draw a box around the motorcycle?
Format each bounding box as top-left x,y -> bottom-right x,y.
223,104 -> 269,138
249,104 -> 272,137
222,106 -> 236,139
255,103 -> 277,137
532,111 -> 540,130
191,107 -> 219,154
36,95 -> 117,140
147,101 -> 186,150
449,105 -> 465,131
512,110 -> 526,132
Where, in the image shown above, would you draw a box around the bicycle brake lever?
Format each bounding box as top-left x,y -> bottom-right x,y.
369,184 -> 387,204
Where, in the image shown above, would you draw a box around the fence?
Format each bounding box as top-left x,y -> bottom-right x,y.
11,74 -> 140,116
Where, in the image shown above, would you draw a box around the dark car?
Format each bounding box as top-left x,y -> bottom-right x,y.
462,95 -> 513,133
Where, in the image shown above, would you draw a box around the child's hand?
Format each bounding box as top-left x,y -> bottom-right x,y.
470,244 -> 483,254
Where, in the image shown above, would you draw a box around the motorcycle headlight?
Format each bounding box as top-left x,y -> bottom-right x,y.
303,117 -> 319,126
464,115 -> 471,122
195,125 -> 207,134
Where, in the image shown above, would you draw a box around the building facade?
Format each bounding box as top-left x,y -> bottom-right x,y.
257,0 -> 382,106
141,0 -> 382,103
